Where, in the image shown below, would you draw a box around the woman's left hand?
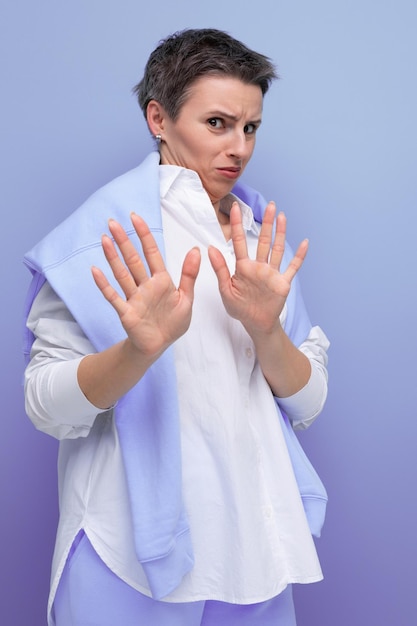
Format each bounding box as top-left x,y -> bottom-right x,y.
208,201 -> 308,339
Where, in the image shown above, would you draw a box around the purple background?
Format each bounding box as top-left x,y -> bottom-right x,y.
1,1 -> 416,624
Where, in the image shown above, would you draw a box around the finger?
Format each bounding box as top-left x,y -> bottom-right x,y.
256,201 -> 276,263
130,212 -> 167,275
101,233 -> 141,299
107,219 -> 149,287
269,211 -> 287,270
91,265 -> 131,319
208,245 -> 231,292
283,238 -> 309,282
178,247 -> 201,301
229,202 -> 248,261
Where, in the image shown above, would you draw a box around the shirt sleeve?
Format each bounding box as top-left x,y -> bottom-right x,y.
275,325 -> 330,430
24,281 -> 108,440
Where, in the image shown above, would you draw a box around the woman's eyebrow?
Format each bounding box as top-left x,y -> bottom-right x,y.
207,110 -> 262,124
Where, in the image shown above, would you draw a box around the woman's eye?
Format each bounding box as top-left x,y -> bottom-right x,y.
208,118 -> 223,129
244,123 -> 257,135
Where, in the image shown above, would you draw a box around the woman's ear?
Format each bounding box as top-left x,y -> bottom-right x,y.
146,100 -> 167,138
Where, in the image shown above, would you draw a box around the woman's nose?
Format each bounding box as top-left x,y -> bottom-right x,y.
226,130 -> 247,159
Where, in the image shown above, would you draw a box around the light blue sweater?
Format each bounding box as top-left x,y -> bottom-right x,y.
23,152 -> 327,599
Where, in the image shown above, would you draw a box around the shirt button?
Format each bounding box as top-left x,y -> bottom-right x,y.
264,506 -> 273,519
245,348 -> 253,358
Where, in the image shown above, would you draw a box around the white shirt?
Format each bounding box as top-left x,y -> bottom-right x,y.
25,166 -> 329,621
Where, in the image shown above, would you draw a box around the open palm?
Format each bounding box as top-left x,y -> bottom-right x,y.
91,213 -> 201,357
208,202 -> 308,337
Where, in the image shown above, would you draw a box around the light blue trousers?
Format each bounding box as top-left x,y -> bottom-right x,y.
53,533 -> 297,626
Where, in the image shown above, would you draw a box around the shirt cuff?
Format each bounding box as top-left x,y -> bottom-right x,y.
275,362 -> 328,429
25,356 -> 108,439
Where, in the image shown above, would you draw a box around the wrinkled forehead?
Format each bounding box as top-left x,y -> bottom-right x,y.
178,74 -> 264,118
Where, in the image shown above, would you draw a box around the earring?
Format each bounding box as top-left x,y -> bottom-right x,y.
155,134 -> 162,145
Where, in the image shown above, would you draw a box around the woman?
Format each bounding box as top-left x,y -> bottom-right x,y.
24,29 -> 329,626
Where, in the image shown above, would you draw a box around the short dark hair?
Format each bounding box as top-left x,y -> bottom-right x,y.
133,28 -> 278,121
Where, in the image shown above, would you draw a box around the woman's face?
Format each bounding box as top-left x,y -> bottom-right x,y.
158,76 -> 263,210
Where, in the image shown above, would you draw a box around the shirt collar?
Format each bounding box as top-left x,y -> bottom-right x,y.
159,164 -> 259,235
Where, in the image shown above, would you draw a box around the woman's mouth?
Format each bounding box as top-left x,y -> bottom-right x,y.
216,167 -> 241,180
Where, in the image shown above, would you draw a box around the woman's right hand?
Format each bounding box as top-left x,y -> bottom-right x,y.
91,213 -> 201,359
77,214 -> 200,410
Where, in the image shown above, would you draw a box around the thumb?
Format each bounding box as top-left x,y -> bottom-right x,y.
178,247 -> 201,299
208,245 -> 231,289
